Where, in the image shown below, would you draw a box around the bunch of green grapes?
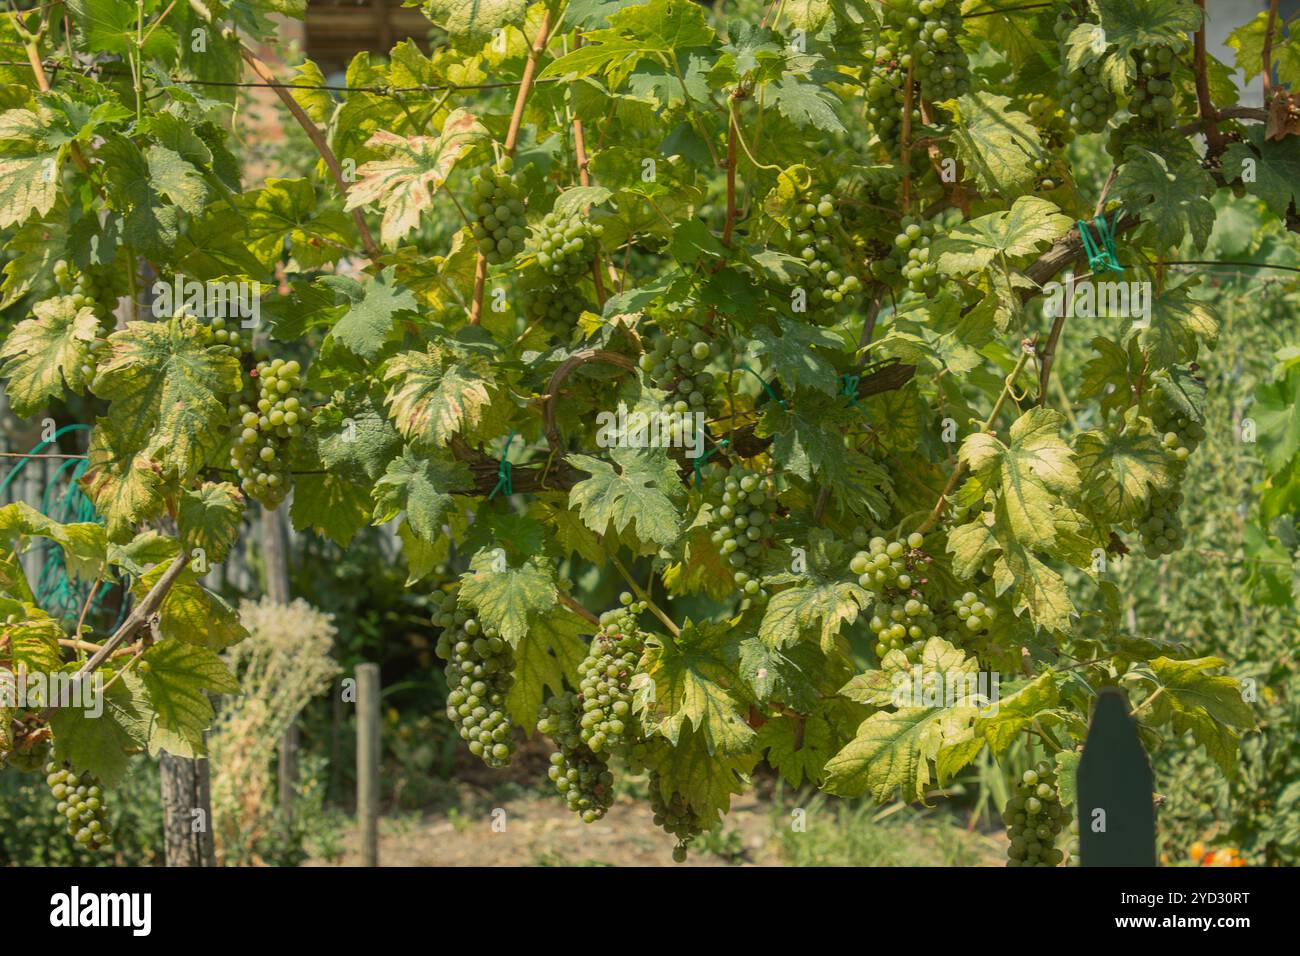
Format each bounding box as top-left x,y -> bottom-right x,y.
650,771 -> 705,862
537,692 -> 615,823
578,594 -> 645,754
704,464 -> 779,600
851,531 -> 943,662
638,332 -> 715,422
228,357 -> 308,507
199,315 -> 253,356
46,762 -> 112,852
952,590 -> 999,634
432,591 -> 517,768
470,158 -> 527,265
781,194 -> 863,319
887,0 -> 970,102
865,42 -> 920,155
1004,762 -> 1069,867
1134,387 -> 1203,557
872,216 -> 945,294
1025,95 -> 1073,149
1128,41 -> 1182,127
530,211 -> 603,281
1054,7 -> 1117,133
522,284 -> 589,339
51,258 -> 123,320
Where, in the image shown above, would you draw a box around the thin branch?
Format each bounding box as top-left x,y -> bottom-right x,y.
1192,1 -> 1223,153
240,49 -> 381,260
41,552 -> 188,718
1264,0 -> 1280,103
541,348 -> 636,453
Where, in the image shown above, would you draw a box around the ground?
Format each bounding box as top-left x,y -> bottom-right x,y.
304,784 -> 1009,867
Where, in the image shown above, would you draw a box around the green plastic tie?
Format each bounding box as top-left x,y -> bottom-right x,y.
488,430 -> 517,499
693,438 -> 730,488
1076,215 -> 1123,274
736,364 -> 787,410
841,373 -> 863,411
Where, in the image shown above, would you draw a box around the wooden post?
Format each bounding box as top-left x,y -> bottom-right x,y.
1077,687 -> 1157,866
261,504 -> 299,824
159,752 -> 216,867
356,662 -> 381,867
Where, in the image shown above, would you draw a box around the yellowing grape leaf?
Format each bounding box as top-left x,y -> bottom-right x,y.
960,408 -> 1078,550
945,94 -> 1047,198
92,315 -> 242,477
178,482 -> 244,566
932,195 -> 1073,275
1141,656 -> 1257,776
505,604 -> 589,731
346,110 -> 488,247
139,640 -> 240,757
383,340 -> 496,448
0,295 -> 99,416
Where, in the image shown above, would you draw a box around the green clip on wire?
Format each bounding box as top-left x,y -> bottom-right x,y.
488,430 -> 516,499
1077,214 -> 1123,273
736,364 -> 787,410
693,438 -> 730,488
841,374 -> 863,411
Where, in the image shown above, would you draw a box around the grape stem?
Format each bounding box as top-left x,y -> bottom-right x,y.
610,555 -> 680,638
559,592 -> 600,626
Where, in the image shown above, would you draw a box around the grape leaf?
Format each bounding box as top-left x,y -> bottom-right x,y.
752,318 -> 843,395
92,315 -> 242,477
82,439 -> 166,542
49,669 -> 150,786
931,195 -> 1073,274
1252,367 -> 1300,474
345,110 -> 488,247
506,605 -> 590,730
0,295 -> 99,416
1141,657 -> 1257,776
768,76 -> 846,133
566,446 -> 683,547
421,0 -> 527,45
635,618 -> 754,755
1073,420 -> 1171,522
1224,127 -> 1300,224
823,706 -> 954,802
0,108 -> 65,228
1114,147 -> 1216,252
946,93 -> 1045,197
178,482 -> 244,566
458,548 -> 558,647
645,723 -> 757,824
758,529 -> 867,651
755,709 -> 836,787
960,408 -> 1079,550
134,560 -> 248,651
139,640 -> 240,756
237,177 -> 354,270
372,447 -> 471,541
320,266 -> 419,361
384,340 -> 497,448
1094,0 -> 1202,61
1131,286 -> 1218,370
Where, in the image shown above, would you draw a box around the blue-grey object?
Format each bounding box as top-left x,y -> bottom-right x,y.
1077,687 -> 1158,866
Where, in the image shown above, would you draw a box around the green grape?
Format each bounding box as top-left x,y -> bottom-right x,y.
649,771 -> 704,861
1127,40 -> 1183,128
777,192 -> 863,320
1054,5 -> 1118,134
46,762 -> 113,852
639,329 -> 715,425
864,42 -> 921,156
702,463 -> 780,603
850,530 -> 943,664
1132,376 -> 1203,557
470,160 -> 528,265
885,0 -> 970,104
578,598 -> 645,755
1004,761 -> 1069,866
530,210 -> 604,281
537,692 -> 615,822
876,215 -> 948,295
523,283 -> 590,339
228,356 -> 309,508
433,591 -> 517,769
951,590 -> 998,635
